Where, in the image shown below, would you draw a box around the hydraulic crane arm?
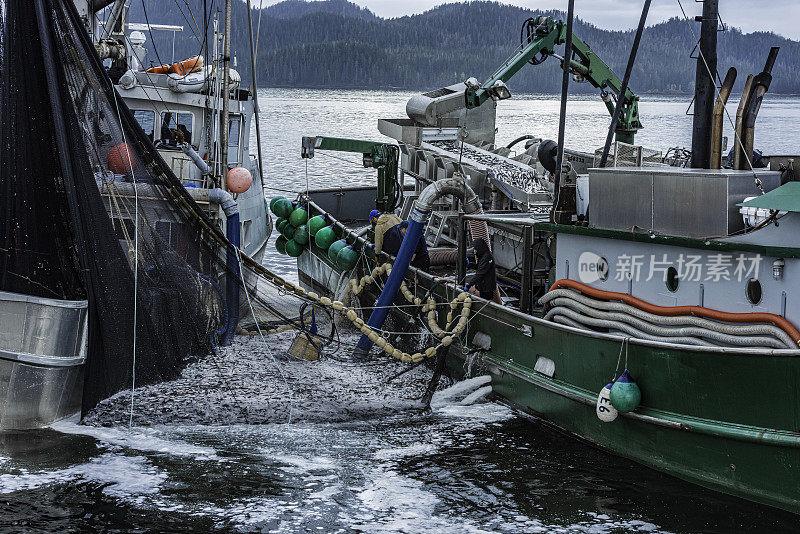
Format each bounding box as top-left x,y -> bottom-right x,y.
301,136 -> 400,212
464,16 -> 642,144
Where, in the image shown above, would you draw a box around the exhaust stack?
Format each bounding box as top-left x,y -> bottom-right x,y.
710,67 -> 737,169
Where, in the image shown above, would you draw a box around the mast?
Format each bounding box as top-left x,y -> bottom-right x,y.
220,0 -> 232,184
246,0 -> 265,189
690,0 -> 718,169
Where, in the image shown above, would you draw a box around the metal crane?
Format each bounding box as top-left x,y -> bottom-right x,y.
301,136 -> 400,213
464,16 -> 643,144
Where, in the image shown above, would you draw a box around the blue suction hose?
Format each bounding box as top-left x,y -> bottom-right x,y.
209,188 -> 241,346
353,177 -> 482,358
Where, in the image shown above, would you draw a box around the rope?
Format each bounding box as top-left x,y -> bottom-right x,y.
109,86 -> 139,430
234,245 -> 294,423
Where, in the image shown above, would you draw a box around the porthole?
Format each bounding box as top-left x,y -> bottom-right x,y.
746,278 -> 762,305
666,266 -> 679,292
597,257 -> 609,281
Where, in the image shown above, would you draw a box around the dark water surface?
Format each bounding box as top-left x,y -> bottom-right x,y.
2,90 -> 800,532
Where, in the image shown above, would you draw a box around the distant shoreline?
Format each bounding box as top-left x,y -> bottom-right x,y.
257,85 -> 799,97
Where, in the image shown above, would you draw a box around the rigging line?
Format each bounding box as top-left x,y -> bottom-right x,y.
141,0 -> 167,67
234,244 -> 295,424
109,85 -> 140,431
170,0 -> 201,42
175,0 -> 202,39
676,0 -> 760,187
255,0 -> 264,70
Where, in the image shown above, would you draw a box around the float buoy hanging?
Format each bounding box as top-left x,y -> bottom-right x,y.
596,382 -> 618,422
609,369 -> 641,413
315,225 -> 336,250
327,239 -> 348,263
289,205 -> 308,227
275,235 -> 288,255
307,215 -> 327,236
107,143 -> 136,175
227,166 -> 252,194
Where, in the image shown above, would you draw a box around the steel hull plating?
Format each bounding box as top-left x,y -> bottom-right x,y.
0,291 -> 87,430
296,223 -> 800,515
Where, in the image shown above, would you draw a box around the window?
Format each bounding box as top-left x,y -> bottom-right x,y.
228,115 -> 242,163
666,266 -> 679,292
159,111 -> 193,146
746,278 -> 762,305
133,110 -> 155,140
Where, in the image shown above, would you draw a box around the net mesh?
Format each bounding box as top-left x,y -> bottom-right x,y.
593,141 -> 662,168
0,0 -> 308,413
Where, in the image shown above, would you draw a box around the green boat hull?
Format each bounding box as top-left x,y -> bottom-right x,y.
295,202 -> 800,515
459,303 -> 800,515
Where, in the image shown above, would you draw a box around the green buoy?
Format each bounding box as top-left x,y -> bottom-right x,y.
314,225 -> 336,250
275,235 -> 288,255
289,206 -> 308,227
274,198 -> 293,219
269,196 -> 286,215
609,370 -> 641,413
285,239 -> 304,257
275,217 -> 287,232
281,222 -> 296,240
337,244 -> 358,271
328,239 -> 348,263
307,215 -> 327,236
293,225 -> 309,245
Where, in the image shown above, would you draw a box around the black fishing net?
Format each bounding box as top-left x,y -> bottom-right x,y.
0,0 -> 306,414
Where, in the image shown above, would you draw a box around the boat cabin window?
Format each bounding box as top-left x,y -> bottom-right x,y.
158,111 -> 194,147
133,110 -> 155,140
228,115 -> 242,163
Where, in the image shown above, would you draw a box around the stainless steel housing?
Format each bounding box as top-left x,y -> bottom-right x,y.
0,291 -> 88,430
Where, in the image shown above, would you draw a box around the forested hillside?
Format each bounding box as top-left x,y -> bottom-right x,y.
126,0 -> 800,94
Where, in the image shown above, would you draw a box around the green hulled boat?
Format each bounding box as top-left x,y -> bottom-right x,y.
276,1 -> 800,515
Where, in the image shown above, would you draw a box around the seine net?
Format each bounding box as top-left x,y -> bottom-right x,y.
0,0 -> 306,413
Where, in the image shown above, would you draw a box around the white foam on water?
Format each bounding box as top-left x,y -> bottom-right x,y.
268,452 -> 337,474
0,453 -> 166,497
51,421 -> 219,460
373,442 -> 437,460
430,375 -> 492,405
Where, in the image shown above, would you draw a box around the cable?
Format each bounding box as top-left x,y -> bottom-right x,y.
234,244 -> 294,423
109,80 -> 139,430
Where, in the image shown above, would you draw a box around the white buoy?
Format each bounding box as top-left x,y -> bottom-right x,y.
596,382 -> 618,422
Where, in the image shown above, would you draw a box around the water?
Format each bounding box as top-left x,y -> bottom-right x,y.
3,90 -> 800,532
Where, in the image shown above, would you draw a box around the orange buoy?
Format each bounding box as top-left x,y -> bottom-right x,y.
106,143 -> 136,175
226,166 -> 252,194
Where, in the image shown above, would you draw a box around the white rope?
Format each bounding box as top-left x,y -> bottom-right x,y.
109,87 -> 139,430
234,244 -> 295,423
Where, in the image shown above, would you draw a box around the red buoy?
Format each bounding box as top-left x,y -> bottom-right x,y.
106,143 -> 136,175
226,166 -> 252,194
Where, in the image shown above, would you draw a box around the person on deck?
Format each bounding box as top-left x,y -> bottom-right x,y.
371,209 -> 402,255
468,238 -> 501,303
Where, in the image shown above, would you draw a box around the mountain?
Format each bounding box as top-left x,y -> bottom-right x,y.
262,0 -> 376,20
125,0 -> 800,94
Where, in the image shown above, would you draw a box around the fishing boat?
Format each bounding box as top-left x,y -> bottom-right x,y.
276,3 -> 800,514
0,0 -> 270,430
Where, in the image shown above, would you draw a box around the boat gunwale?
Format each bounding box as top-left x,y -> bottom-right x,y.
302,193 -> 800,358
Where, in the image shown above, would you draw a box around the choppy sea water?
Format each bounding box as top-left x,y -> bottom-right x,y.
2,90 -> 800,532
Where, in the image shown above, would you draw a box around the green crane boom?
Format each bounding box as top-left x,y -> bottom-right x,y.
301,136 -> 400,213
464,16 -> 642,144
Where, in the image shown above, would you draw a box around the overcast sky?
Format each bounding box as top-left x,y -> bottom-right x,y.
260,0 -> 800,40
